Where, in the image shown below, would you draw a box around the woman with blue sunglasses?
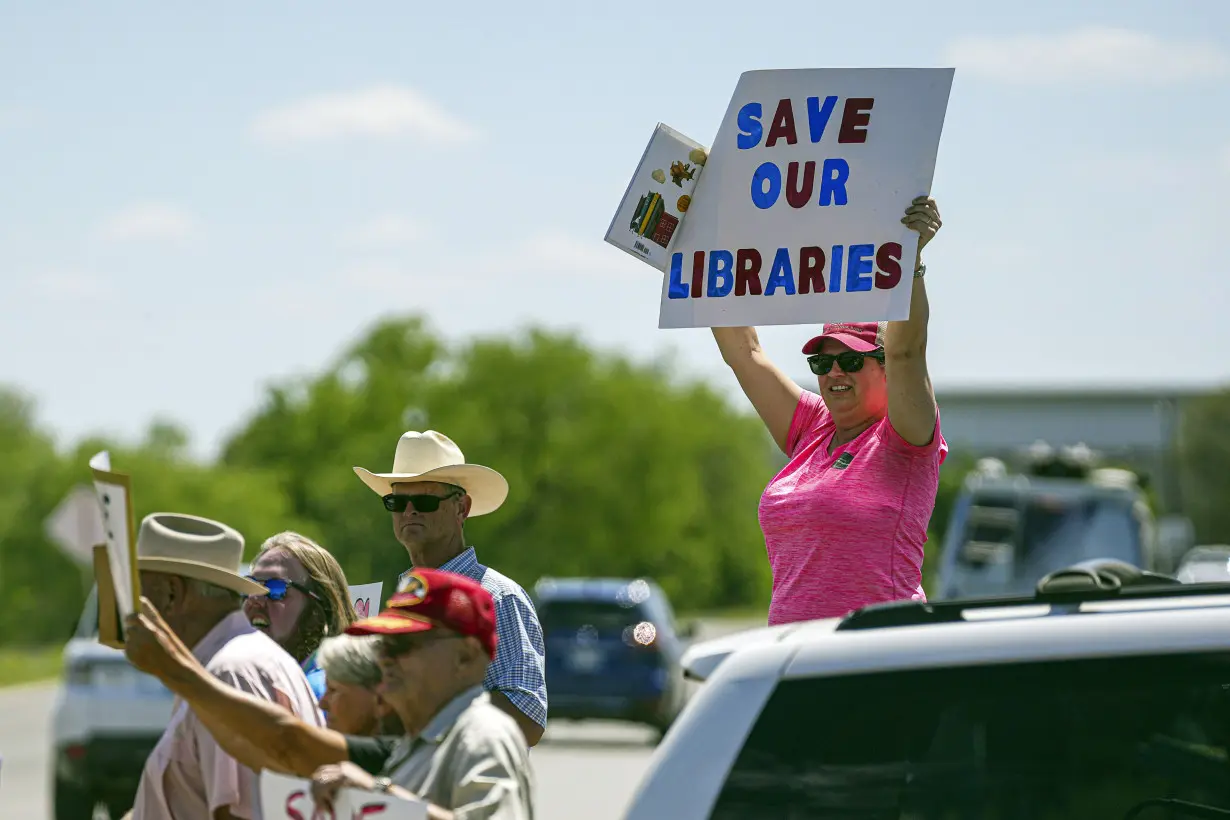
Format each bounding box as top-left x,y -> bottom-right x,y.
244,532 -> 357,701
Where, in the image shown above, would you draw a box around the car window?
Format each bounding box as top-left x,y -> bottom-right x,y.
952,494 -> 1145,597
709,652 -> 1230,819
538,600 -> 653,633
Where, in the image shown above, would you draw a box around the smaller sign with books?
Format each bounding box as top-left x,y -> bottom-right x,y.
604,123 -> 709,272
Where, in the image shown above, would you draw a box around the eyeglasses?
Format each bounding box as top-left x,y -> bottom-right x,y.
382,490 -> 464,514
807,350 -> 885,376
378,631 -> 460,660
246,576 -> 326,607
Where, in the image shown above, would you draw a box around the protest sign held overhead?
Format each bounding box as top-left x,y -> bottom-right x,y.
655,67 -> 954,329
89,450 -> 140,621
605,123 -> 709,272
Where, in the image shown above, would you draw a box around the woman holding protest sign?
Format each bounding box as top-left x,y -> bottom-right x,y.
713,196 -> 948,626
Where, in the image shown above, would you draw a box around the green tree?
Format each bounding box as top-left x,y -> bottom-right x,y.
1178,389 -> 1230,544
222,316 -> 777,611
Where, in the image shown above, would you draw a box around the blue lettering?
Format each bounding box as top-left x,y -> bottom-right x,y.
818,158 -> 850,206
829,245 -> 844,292
736,103 -> 763,150
806,95 -> 838,143
845,244 -> 874,292
765,248 -> 797,296
750,162 -> 782,209
707,250 -> 734,297
667,253 -> 689,299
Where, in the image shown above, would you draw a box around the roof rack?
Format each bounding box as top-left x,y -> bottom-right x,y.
836,559 -> 1230,632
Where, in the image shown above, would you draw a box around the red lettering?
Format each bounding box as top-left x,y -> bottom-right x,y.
690,250 -> 704,298
285,790 -> 307,820
356,803 -> 388,817
874,242 -> 902,289
765,98 -> 798,147
734,249 -> 763,296
837,98 -> 874,144
798,247 -> 826,293
784,161 -> 815,209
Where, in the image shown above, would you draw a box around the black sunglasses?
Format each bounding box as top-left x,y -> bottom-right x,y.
245,576 -> 326,607
382,490 -> 464,514
807,350 -> 885,376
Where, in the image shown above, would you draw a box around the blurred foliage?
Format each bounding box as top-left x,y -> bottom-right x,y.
1178,388 -> 1230,545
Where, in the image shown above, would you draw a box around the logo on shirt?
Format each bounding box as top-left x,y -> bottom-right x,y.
395,571 -> 429,603
832,452 -> 854,470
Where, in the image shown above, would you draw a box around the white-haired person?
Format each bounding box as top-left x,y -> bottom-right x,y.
315,633 -> 403,737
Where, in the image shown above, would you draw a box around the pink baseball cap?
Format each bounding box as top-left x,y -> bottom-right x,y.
801,322 -> 886,355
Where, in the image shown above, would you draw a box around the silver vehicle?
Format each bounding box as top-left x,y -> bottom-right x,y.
50,585 -> 175,820
620,561 -> 1230,819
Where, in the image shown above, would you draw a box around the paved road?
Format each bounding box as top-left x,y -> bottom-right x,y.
0,618 -> 759,820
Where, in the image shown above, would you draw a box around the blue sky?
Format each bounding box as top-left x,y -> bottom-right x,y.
3,0 -> 1228,459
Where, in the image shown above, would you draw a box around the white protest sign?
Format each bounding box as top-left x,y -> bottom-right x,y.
261,770 -> 428,819
658,67 -> 954,329
349,582 -> 384,620
604,123 -> 709,272
89,451 -> 139,619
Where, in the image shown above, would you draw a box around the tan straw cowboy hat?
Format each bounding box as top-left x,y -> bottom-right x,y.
136,512 -> 267,597
353,430 -> 509,517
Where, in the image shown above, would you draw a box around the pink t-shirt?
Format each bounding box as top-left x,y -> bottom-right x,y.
131,609 -> 324,820
758,389 -> 948,625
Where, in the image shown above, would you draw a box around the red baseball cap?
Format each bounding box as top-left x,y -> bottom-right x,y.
345,568 -> 498,660
801,322 -> 886,355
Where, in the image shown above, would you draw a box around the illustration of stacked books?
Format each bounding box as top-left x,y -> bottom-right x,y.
628,191 -> 679,249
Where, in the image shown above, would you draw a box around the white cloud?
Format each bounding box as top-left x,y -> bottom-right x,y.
27,270 -> 109,300
339,230 -> 644,292
251,85 -> 479,145
341,214 -> 427,249
97,203 -> 201,243
0,107 -> 36,131
945,27 -> 1230,85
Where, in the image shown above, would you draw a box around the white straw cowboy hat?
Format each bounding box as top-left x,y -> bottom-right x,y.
136,512 -> 267,597
353,430 -> 509,517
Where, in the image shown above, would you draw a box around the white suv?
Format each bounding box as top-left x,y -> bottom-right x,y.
620,561 -> 1230,820
49,585 -> 175,820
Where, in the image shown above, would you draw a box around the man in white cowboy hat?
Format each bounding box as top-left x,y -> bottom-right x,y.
354,430 -> 548,746
126,512 -> 324,820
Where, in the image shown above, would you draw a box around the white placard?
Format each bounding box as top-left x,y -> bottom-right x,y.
658,67 -> 954,329
45,484 -> 107,566
260,770 -> 428,819
604,123 -> 709,272
89,451 -> 139,618
349,582 -> 384,620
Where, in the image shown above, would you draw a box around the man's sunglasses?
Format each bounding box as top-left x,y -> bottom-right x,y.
807,350 -> 885,376
378,631 -> 460,660
382,490 -> 464,514
245,576 -> 326,607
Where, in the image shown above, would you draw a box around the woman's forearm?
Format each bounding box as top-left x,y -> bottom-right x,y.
885,264 -> 930,359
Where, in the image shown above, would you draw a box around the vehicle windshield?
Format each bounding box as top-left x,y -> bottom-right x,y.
538,600 -> 651,634
950,493 -> 1144,597
711,652 -> 1230,819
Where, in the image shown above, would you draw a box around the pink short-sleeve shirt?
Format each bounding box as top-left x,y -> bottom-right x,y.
758,390 -> 948,625
131,609 -> 324,820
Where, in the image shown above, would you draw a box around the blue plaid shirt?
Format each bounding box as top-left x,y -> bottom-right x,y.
399,548 -> 548,728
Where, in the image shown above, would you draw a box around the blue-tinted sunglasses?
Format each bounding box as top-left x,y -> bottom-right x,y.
245,576 -> 326,607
